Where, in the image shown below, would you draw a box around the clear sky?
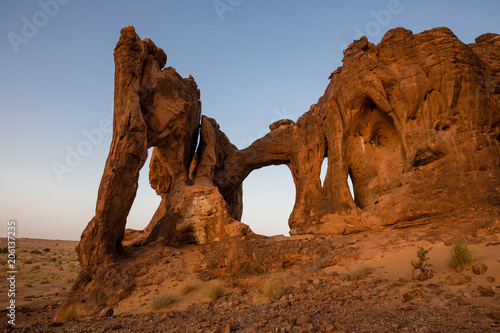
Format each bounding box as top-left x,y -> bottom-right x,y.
1,0 -> 498,240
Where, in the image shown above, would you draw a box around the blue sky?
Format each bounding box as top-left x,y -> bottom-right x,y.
1,0 -> 499,240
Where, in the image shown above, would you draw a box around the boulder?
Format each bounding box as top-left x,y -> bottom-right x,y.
402,289 -> 423,302
446,274 -> 471,286
477,285 -> 495,297
471,263 -> 488,275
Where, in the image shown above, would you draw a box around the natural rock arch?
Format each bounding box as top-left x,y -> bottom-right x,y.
56,26 -> 500,321
77,26 -> 500,271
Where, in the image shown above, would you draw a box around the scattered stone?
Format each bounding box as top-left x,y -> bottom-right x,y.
426,283 -> 440,289
490,312 -> 500,321
443,294 -> 455,300
325,324 -> 336,332
477,285 -> 495,297
386,326 -> 397,333
413,269 -> 422,280
486,276 -> 495,283
302,323 -> 314,331
30,250 -> 42,254
398,304 -> 413,311
403,289 -> 423,302
99,307 -> 114,317
472,263 -> 488,275
43,248 -> 50,252
296,315 -> 311,326
446,274 -> 471,286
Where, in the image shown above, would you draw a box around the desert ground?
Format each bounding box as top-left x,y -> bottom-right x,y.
1,219 -> 500,332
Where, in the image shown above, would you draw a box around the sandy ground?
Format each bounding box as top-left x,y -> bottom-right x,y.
1,222 -> 499,332
0,238 -> 79,310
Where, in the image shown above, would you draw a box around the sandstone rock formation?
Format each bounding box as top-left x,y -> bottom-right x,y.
76,26 -> 252,274
309,28 -> 500,235
194,27 -> 500,236
56,26 -> 500,320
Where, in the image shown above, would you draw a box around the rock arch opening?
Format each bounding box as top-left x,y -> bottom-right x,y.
320,158 -> 328,188
347,172 -> 355,202
126,148 -> 162,231
241,165 -> 294,236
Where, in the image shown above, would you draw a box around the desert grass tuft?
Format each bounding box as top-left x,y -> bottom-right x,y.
62,305 -> 80,322
150,293 -> 174,310
206,282 -> 225,301
339,264 -> 373,281
180,280 -> 196,295
448,237 -> 476,270
262,277 -> 282,300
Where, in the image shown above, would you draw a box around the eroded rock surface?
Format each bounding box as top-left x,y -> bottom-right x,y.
76,26 -> 252,278
58,26 -> 500,321
314,28 -> 499,234
200,28 -> 500,236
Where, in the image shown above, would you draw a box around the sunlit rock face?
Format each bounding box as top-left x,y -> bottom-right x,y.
77,27 -> 252,273
302,28 -> 500,234
79,26 -> 500,271
56,26 -> 499,321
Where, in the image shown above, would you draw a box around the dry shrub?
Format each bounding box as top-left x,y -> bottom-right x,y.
448,237 -> 476,270
62,305 -> 80,322
339,264 -> 373,281
181,281 -> 196,295
262,277 -> 282,300
150,293 -> 174,310
411,246 -> 432,270
206,282 -> 225,301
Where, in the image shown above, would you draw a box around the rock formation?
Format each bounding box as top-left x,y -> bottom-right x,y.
55,26 -> 500,320
146,27 -> 500,240
280,27 -> 500,235
76,26 -> 252,272
321,28 -> 499,232
218,27 -> 500,235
